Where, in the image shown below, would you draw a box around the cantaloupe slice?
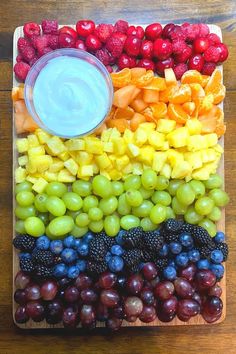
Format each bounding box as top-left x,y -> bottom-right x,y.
130,113 -> 146,131
107,118 -> 130,132
113,85 -> 137,108
143,89 -> 159,103
113,107 -> 134,120
14,99 -> 38,133
130,98 -> 148,112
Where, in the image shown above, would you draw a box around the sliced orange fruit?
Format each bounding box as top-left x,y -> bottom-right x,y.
143,77 -> 167,91
198,94 -> 214,115
182,102 -> 196,115
190,83 -> 205,101
132,70 -> 154,88
113,107 -> 134,120
130,67 -> 146,79
94,123 -> 107,135
169,84 -> 192,104
201,75 -> 210,88
111,68 -> 132,88
205,69 -> 222,93
167,103 -> 190,124
130,98 -> 149,112
209,84 -> 226,105
159,85 -> 178,103
150,102 -> 168,119
181,70 -> 203,85
143,89 -> 159,103
130,113 -> 146,131
107,118 -> 130,132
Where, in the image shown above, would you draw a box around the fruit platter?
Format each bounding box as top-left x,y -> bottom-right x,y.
12,19 -> 229,330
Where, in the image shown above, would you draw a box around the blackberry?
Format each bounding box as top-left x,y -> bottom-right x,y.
162,231 -> 179,244
214,243 -> 229,261
54,256 -> 62,264
128,263 -> 140,274
13,234 -> 36,252
198,243 -> 215,258
122,249 -> 142,268
35,265 -> 53,278
86,260 -> 107,276
97,232 -> 115,249
154,257 -> 168,272
180,223 -> 195,234
89,237 -> 107,261
141,249 -> 156,262
122,227 -> 143,249
143,230 -> 164,252
32,249 -> 54,266
164,219 -> 183,233
19,258 -> 35,273
192,226 -> 212,245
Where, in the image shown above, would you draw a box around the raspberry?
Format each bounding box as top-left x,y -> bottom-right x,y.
29,57 -> 38,66
204,45 -> 220,63
169,26 -> 186,41
198,24 -> 210,38
172,40 -> 187,55
34,35 -> 49,52
114,20 -> 129,34
47,34 -> 59,49
106,65 -> 113,73
106,35 -> 124,58
201,62 -> 216,75
174,45 -> 192,63
94,24 -> 114,43
95,48 -> 111,66
215,43 -> 229,62
17,37 -> 30,52
153,38 -> 172,60
20,46 -> 36,63
207,33 -> 221,45
85,34 -> 102,51
16,54 -> 23,62
23,22 -> 41,38
38,46 -> 53,57
14,62 -> 30,81
182,24 -> 200,42
41,19 -> 58,34
111,32 -> 127,45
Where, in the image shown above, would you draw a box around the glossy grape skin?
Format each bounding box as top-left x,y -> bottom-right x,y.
92,175 -> 112,198
88,207 -> 103,221
176,183 -> 195,206
209,189 -> 229,207
165,206 -> 176,220
15,306 -> 29,323
151,191 -> 171,206
120,215 -> 140,229
184,207 -> 203,225
162,296 -> 178,315
208,284 -> 222,297
178,264 -> 197,282
195,197 -> 214,215
106,317 -> 123,331
189,180 -> 205,198
100,289 -> 120,308
150,204 -> 166,224
26,301 -> 45,322
99,196 -> 118,215
178,299 -> 200,319
157,309 -> 176,322
172,197 -> 187,215
201,309 -> 222,323
83,196 -> 99,212
142,262 -> 158,280
167,179 -> 184,196
141,169 -> 158,190
140,217 -> 157,231
132,200 -> 154,218
72,180 -> 92,197
46,300 -> 63,324
174,278 -> 194,299
46,182 -> 67,197
24,216 -> 46,237
139,305 -> 157,323
192,292 -> 202,306
45,196 -> 66,216
154,281 -> 175,300
198,218 -> 217,237
15,181 -> 32,194
16,191 -> 35,207
104,215 -> 120,237
37,212 -> 49,225
118,194 -> 132,215
75,274 -> 92,290
203,296 -> 223,315
98,272 -> 117,289
204,174 -> 223,189
112,181 -> 124,196
155,176 -> 169,190
95,302 -> 109,321
139,186 -> 154,199
25,284 -> 41,301
89,220 -> 104,233
124,296 -> 143,317
15,205 -> 36,220
14,289 -> 27,305
62,192 -> 83,211
75,213 -> 90,227
63,306 -> 79,328
124,175 -> 141,191
15,219 -> 26,233
15,271 -> 31,289
41,280 -> 58,301
140,288 -> 155,305
207,206 -> 222,222
80,304 -> 95,326
48,216 -> 74,237
126,274 -> 144,295
126,315 -> 138,323
81,289 -> 98,304
125,189 -> 143,207
195,270 -> 216,289
64,286 -> 80,303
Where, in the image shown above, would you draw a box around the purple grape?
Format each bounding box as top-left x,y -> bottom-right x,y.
58,277 -> 72,289
75,273 -> 92,290
157,309 -> 176,322
14,289 -> 27,305
126,274 -> 144,295
140,287 -> 155,305
111,305 -> 125,319
80,288 -> 98,304
192,292 -> 202,306
178,263 -> 197,282
154,281 -> 175,300
80,304 -> 95,326
150,276 -> 160,288
195,269 -> 216,290
98,272 -> 117,289
41,280 -> 58,301
95,302 -> 109,322
46,300 -> 63,324
106,317 -> 122,331
202,296 -> 223,315
142,262 -> 158,280
126,315 -> 138,323
100,289 -> 120,308
139,305 -> 157,323
63,306 -> 79,328
124,296 -> 143,317
64,286 -> 80,303
25,284 -> 41,301
15,271 -> 31,289
15,306 -> 29,323
174,278 -> 194,299
26,301 -> 45,322
162,296 -> 178,315
201,309 -> 222,323
208,284 -> 222,297
177,299 -> 200,319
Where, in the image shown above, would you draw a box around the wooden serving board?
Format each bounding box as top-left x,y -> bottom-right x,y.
12,24 -> 225,329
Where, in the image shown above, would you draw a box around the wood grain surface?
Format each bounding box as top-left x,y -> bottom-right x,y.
1,0 -> 236,353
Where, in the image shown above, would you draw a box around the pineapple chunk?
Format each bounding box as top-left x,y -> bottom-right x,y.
109,169 -> 122,180
160,163 -> 172,178
127,143 -> 140,157
95,154 -> 112,170
58,151 -> 70,161
148,131 -> 165,149
28,146 -> 45,157
187,135 -> 207,151
123,163 -> 133,174
64,158 -> 79,176
171,161 -> 192,179
18,155 -> 28,166
65,139 -> 85,151
58,169 -> 76,182
186,119 -> 202,135
103,142 -> 114,153
100,170 -> 111,180
192,167 -> 210,180
101,129 -> 112,142
76,151 -> 93,165
132,162 -> 143,175
32,177 -> 48,193
92,163 -> 99,174
184,152 -> 203,169
138,146 -> 155,165
213,144 -> 224,154
201,149 -> 217,163
167,150 -> 184,167
44,171 -> 58,182
85,137 -> 103,154
16,138 -> 29,153
115,155 -> 130,171
34,155 -> 53,173
27,134 -> 39,148
112,138 -> 127,155
36,129 -> 51,144
160,141 -> 170,151
26,175 -> 38,184
139,122 -> 156,133
167,127 -> 189,148
157,119 -> 176,133
109,128 -> 121,141
15,167 -> 26,183
46,136 -> 66,155
205,133 -> 218,147
123,129 -> 134,144
26,159 -> 37,174
134,128 -> 148,147
152,152 -> 167,172
49,158 -> 64,173
80,165 -> 94,177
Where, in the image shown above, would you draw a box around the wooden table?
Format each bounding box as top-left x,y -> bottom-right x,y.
1,1 -> 236,353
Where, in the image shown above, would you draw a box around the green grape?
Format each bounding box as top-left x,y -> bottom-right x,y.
117,194 -> 131,215
71,225 -> 88,238
45,225 -> 54,238
62,192 -> 83,211
155,176 -> 169,190
83,196 -> 99,212
34,193 -> 48,212
207,206 -> 222,222
89,220 -> 104,233
167,179 -> 184,196
132,200 -> 154,217
99,196 -> 118,215
120,215 -> 140,230
208,189 -> 229,207
140,217 -> 157,231
15,205 -> 36,220
198,218 -> 217,237
189,180 -> 205,198
139,187 -> 154,199
141,169 -> 157,190
66,210 -> 81,219
176,183 -> 195,206
45,182 -> 67,197
15,220 -> 26,233
172,197 -> 187,215
150,204 -> 166,224
184,207 -> 203,225
125,189 -> 143,207
46,196 -> 66,216
16,191 -> 35,207
24,216 -> 45,237
124,175 -> 141,191
48,216 -> 74,237
92,175 -> 112,198
15,181 -> 32,194
76,213 -> 90,227
165,206 -> 176,219
195,197 -> 214,215
204,174 -> 223,190
104,215 -> 120,236
37,212 -> 49,225
151,191 -> 171,206
72,180 -> 92,197
88,207 -> 103,221
112,181 -> 124,196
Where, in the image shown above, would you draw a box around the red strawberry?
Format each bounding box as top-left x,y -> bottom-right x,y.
124,36 -> 141,57
14,62 -> 30,81
75,39 -> 87,51
106,35 -> 124,58
94,24 -> 114,43
76,20 -> 95,37
114,20 -> 129,34
153,38 -> 172,60
85,35 -> 102,51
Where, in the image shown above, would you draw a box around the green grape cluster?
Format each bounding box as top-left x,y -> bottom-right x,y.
15,171 -> 229,238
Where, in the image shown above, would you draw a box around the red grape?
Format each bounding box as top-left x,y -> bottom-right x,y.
111,305 -> 125,319
139,305 -> 157,323
203,296 -> 223,315
100,289 -> 120,308
174,278 -> 194,299
63,306 -> 79,328
177,299 -> 200,318
26,301 -> 45,322
208,284 -> 222,297
154,281 -> 175,300
14,289 -> 27,305
162,296 -> 178,315
95,302 -> 109,321
140,287 -> 155,305
46,300 -> 63,324
80,288 -> 98,304
41,280 -> 58,301
64,286 -> 80,303
25,284 -> 41,301
195,270 -> 216,290
124,296 -> 143,317
80,304 -> 95,326
192,292 -> 202,306
157,309 -> 175,322
126,315 -> 138,323
15,306 -> 29,324
15,271 -> 31,289
75,274 -> 92,290
142,262 -> 158,280
178,264 -> 197,282
106,317 -> 122,331
126,274 -> 144,295
98,272 -> 117,289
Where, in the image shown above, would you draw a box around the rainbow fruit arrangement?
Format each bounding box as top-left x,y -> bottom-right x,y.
13,19 -> 229,330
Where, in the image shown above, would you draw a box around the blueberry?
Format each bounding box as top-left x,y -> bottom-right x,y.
61,248 -> 78,264
105,251 -> 112,263
179,233 -> 193,248
214,231 -> 225,244
68,265 -> 80,279
108,256 -> 124,272
53,263 -> 68,278
175,252 -> 189,268
170,242 -> 182,255
50,240 -> 63,255
210,250 -> 224,264
111,244 -> 124,256
63,235 -> 75,248
115,230 -> 126,245
188,249 -> 200,263
159,243 -> 169,257
210,264 -> 225,279
76,259 -> 87,272
168,260 -> 176,268
77,242 -> 89,257
163,266 -> 177,280
74,238 -> 82,249
36,235 -> 50,250
197,259 -> 210,270
18,252 -> 31,260
83,232 -> 94,243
